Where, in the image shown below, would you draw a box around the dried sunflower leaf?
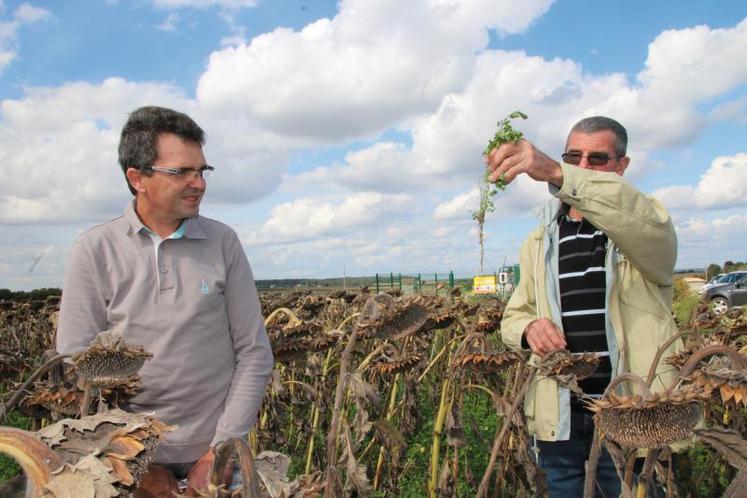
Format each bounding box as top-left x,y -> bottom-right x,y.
339,423 -> 372,495
103,455 -> 135,486
104,434 -> 145,460
345,372 -> 382,410
352,399 -> 372,445
721,384 -> 736,402
44,467 -> 96,498
371,420 -> 407,453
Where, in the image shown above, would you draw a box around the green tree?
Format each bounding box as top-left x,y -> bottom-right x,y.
706,263 -> 721,280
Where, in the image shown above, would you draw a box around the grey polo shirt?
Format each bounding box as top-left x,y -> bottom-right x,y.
57,200 -> 273,463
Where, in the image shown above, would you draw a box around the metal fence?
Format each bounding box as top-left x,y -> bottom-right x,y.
373,272 -> 456,296
374,266 -> 520,298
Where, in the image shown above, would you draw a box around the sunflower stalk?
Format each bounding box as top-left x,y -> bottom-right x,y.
305,346 -> 336,474
373,372 -> 402,491
476,365 -> 537,498
323,326 -> 361,498
428,348 -> 455,498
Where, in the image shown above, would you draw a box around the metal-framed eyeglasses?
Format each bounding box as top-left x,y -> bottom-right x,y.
561,151 -> 619,167
141,164 -> 215,180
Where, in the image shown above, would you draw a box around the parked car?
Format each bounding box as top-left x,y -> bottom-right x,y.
699,273 -> 728,294
704,271 -> 747,314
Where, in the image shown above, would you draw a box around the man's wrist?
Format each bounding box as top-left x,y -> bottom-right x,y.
549,161 -> 563,188
520,319 -> 537,350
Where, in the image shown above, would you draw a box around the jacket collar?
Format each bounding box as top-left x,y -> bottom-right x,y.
533,196 -> 563,228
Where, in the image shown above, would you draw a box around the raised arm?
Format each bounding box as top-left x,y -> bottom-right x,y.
554,163 -> 677,286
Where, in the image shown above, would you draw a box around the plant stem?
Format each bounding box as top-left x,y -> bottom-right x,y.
418,338 -> 457,383
0,353 -> 69,421
427,356 -> 453,498
305,346 -> 335,474
476,367 -> 537,498
373,372 -> 402,491
323,327 -> 360,498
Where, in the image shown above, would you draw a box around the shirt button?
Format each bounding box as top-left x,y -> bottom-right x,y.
160,266 -> 168,274
571,188 -> 577,196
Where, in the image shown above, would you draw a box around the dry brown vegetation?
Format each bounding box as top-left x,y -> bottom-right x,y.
1,292 -> 747,497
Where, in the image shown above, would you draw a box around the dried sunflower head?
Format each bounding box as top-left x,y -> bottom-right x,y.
304,332 -> 337,353
451,351 -> 522,374
270,336 -> 309,364
356,294 -> 432,340
684,356 -> 747,407
370,345 -> 423,376
451,333 -> 523,374
283,319 -> 324,338
475,298 -> 504,333
538,350 -> 600,381
72,330 -> 152,387
587,372 -> 705,448
22,383 -> 82,417
588,389 -> 703,448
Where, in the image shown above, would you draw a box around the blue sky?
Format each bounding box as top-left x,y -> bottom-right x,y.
1,0 -> 746,290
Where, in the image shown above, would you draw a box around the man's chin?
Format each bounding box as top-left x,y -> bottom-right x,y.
179,206 -> 200,219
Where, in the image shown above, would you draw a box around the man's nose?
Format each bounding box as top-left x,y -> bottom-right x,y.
186,173 -> 206,189
576,157 -> 593,170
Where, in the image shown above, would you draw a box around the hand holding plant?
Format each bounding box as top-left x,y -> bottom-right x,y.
471,111 -> 527,273
483,111 -> 527,190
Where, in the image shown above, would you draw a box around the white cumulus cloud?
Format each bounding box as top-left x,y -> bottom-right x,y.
248,192 -> 414,244
0,78 -> 290,224
676,213 -> 747,267
0,2 -> 51,72
653,153 -> 747,211
434,188 -> 479,221
196,0 -> 555,141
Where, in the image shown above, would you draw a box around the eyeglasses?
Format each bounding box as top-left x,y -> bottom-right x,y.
142,165 -> 215,180
561,151 -> 618,167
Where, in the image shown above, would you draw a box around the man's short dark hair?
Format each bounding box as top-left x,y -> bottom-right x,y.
568,116 -> 628,158
118,106 -> 205,195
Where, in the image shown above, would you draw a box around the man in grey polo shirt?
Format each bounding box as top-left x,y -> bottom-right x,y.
56,106 -> 273,495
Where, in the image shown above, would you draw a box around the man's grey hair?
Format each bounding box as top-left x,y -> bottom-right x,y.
568,116 -> 627,158
118,106 -> 205,195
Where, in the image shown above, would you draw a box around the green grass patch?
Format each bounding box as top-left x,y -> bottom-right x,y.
0,410 -> 32,482
673,289 -> 700,326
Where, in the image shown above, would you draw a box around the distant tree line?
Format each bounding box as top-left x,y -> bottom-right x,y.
0,288 -> 62,302
705,261 -> 747,280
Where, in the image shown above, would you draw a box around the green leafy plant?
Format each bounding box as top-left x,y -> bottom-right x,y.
472,111 -> 527,273
482,111 -> 528,189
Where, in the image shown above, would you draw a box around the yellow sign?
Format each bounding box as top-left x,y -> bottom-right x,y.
473,275 -> 497,294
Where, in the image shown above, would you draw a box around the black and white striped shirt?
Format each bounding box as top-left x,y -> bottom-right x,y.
557,206 -> 611,397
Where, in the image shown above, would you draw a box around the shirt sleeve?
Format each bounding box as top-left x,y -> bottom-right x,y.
56,238 -> 108,354
501,231 -> 540,352
211,230 -> 274,446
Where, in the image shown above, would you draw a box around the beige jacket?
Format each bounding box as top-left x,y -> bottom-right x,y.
501,163 -> 682,441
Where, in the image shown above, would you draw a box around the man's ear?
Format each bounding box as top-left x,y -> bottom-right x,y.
616,156 -> 630,176
125,167 -> 146,193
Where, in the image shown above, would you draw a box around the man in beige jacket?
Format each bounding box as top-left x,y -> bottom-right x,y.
486,116 -> 680,497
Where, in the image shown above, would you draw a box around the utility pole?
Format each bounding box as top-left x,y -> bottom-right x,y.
343,265 -> 347,291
